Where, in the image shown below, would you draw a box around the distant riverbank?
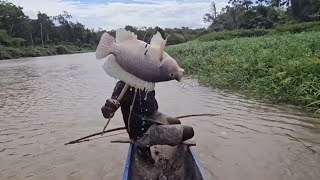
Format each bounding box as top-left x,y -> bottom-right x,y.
0,44 -> 95,60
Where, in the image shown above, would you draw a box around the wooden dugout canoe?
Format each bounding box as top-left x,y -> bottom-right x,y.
111,138 -> 206,180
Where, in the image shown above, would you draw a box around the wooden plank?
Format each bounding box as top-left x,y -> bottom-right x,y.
111,137 -> 196,146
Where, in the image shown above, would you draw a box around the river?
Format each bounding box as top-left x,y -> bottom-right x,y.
0,53 -> 319,180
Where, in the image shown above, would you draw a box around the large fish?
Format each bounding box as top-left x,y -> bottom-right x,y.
96,29 -> 184,91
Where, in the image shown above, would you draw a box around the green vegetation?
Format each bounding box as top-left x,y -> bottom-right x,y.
198,29 -> 270,41
271,21 -> 320,34
204,0 -> 320,31
0,0 -> 98,59
0,44 -> 94,60
167,32 -> 320,113
198,22 -> 320,42
0,29 -> 94,59
166,0 -> 320,112
120,26 -> 206,46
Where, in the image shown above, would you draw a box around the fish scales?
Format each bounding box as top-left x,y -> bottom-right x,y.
96,28 -> 184,90
113,41 -> 163,82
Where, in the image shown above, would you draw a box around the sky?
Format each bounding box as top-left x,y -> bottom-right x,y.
10,0 -> 229,30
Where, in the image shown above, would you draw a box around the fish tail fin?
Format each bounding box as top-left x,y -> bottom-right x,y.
96,33 -> 115,60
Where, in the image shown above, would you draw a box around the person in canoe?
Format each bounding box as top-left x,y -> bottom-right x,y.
101,81 -> 195,163
96,28 -> 194,163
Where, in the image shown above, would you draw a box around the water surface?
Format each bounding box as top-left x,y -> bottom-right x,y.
0,53 -> 319,180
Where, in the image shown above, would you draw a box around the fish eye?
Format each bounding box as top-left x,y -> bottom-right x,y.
169,73 -> 174,77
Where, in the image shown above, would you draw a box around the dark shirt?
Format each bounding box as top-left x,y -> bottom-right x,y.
111,81 -> 158,140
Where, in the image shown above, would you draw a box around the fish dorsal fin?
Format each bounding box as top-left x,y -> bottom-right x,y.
150,31 -> 167,61
116,28 -> 137,43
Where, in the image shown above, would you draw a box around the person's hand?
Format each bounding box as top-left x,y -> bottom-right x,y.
101,99 -> 120,119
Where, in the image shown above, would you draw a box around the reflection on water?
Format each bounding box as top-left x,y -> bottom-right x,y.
0,53 -> 319,180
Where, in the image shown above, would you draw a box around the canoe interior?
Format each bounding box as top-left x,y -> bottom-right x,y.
123,144 -> 206,180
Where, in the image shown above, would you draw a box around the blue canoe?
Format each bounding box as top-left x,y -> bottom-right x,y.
121,142 -> 206,180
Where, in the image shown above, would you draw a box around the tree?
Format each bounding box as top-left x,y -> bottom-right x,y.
256,0 -> 271,6
242,0 -> 253,10
203,2 -> 218,23
272,0 -> 320,21
36,12 -> 54,44
228,0 -> 242,6
204,0 -> 320,31
0,0 -> 242,49
0,1 -> 29,37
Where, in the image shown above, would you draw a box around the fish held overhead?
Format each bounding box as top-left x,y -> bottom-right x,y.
95,28 -> 184,91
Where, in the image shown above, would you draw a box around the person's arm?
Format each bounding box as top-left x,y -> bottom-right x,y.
101,81 -> 125,119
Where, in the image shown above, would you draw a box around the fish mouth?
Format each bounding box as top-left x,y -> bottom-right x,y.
174,75 -> 181,82
174,68 -> 184,82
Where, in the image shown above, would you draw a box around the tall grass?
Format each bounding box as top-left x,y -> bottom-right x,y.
167,32 -> 320,113
198,22 -> 320,42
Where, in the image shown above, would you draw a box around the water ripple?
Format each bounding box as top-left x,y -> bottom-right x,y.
0,53 -> 319,180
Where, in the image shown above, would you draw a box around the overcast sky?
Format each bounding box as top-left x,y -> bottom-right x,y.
10,0 -> 229,30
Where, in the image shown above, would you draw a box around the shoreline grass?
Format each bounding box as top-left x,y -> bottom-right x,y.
0,44 -> 95,60
167,31 -> 320,114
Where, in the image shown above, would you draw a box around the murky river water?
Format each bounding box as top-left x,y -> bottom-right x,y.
0,53 -> 320,180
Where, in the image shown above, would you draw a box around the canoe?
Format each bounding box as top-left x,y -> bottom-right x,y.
113,138 -> 206,180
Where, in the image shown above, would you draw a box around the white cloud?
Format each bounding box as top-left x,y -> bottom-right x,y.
10,0 -> 229,30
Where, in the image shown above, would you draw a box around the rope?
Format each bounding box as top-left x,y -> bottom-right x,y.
127,89 -> 137,132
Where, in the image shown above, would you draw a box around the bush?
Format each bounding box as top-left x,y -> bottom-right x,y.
271,22 -> 320,34
0,30 -> 13,46
198,29 -> 270,42
4,47 -> 23,58
166,33 -> 186,45
45,39 -> 53,44
56,45 -> 71,54
21,48 -> 35,57
11,38 -> 26,47
0,44 -> 93,60
0,50 -> 12,59
0,43 -> 93,60
81,43 -> 93,49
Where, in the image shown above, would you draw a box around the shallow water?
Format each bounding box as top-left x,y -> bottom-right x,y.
0,53 -> 319,180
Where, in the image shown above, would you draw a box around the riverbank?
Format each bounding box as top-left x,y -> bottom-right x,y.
0,44 -> 95,60
166,31 -> 320,113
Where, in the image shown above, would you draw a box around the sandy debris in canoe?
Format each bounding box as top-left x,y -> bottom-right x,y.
130,144 -> 203,180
